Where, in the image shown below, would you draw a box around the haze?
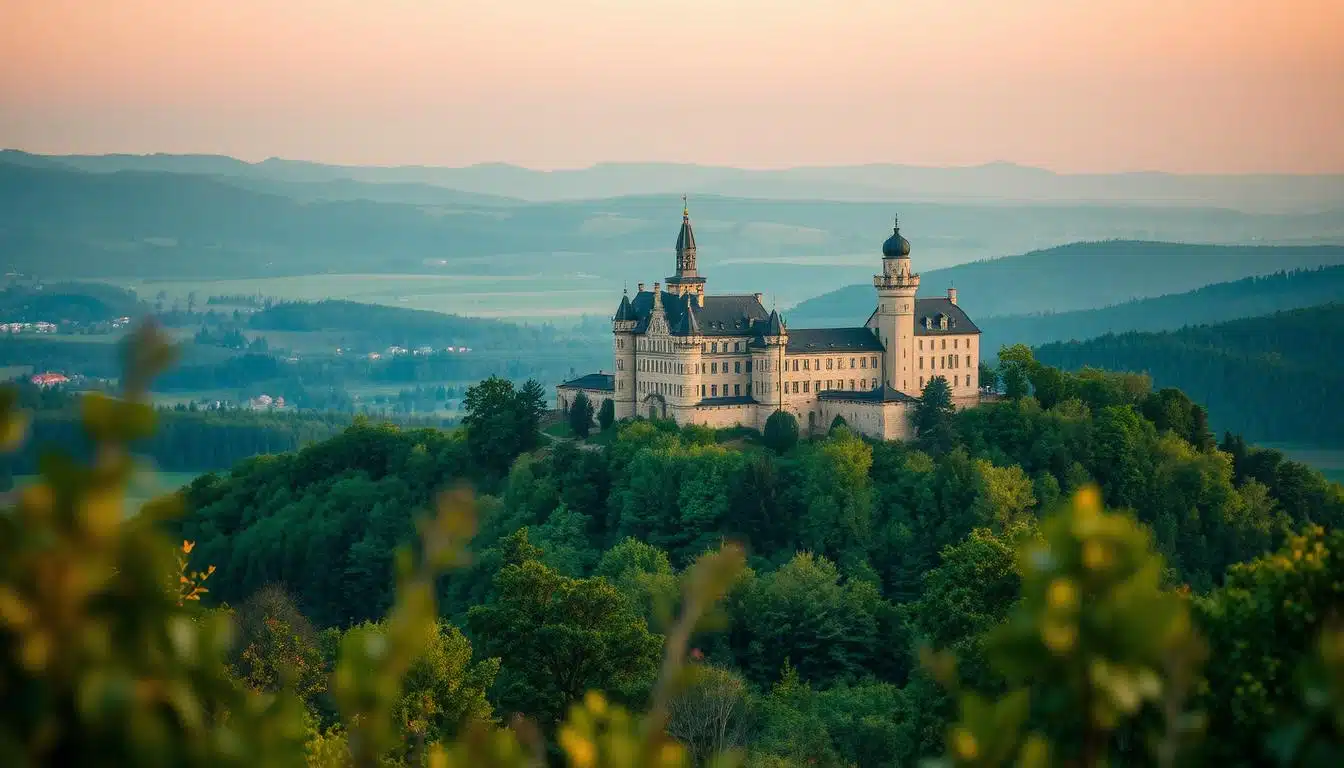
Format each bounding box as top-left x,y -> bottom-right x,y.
2,0 -> 1342,173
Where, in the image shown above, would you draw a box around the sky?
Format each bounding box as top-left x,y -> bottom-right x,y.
2,0 -> 1342,173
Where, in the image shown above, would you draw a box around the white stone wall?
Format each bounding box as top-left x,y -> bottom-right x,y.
913,333 -> 979,399
556,387 -> 615,424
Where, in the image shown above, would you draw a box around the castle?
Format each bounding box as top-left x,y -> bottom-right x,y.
556,202 -> 982,440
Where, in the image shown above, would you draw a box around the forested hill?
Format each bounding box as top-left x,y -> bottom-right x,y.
248,299 -> 604,348
1033,303 -> 1344,444
786,240 -> 1344,326
979,265 -> 1344,351
175,363 -> 1344,766
0,281 -> 146,324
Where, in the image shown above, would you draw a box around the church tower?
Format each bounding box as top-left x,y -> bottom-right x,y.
873,215 -> 920,393
665,195 -> 706,306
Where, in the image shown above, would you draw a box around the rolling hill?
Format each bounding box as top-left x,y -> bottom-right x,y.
977,265 -> 1344,352
785,241 -> 1344,328
1032,303 -> 1344,444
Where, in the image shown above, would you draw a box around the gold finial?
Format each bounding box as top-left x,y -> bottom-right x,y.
682,194 -> 689,218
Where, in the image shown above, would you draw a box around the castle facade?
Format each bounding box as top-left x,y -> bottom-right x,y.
556,203 -> 982,440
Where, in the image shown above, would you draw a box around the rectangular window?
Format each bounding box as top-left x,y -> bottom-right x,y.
920,376 -> 925,388
919,340 -> 924,350
850,357 -> 856,368
734,361 -> 741,374
711,362 -> 718,373
711,385 -> 718,396
954,338 -> 959,349
849,379 -> 855,389
966,355 -> 971,368
701,384 -> 706,396
860,357 -> 867,369
919,357 -> 924,370
746,360 -> 753,372
803,360 -> 810,371
735,342 -> 741,352
871,356 -> 879,368
941,339 -> 947,350
815,380 -> 820,393
826,358 -> 833,370
954,375 -> 959,386
803,381 -> 810,393
792,381 -> 799,393
734,384 -> 741,396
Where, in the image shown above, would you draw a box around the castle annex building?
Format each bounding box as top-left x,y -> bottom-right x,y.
557,203 -> 982,440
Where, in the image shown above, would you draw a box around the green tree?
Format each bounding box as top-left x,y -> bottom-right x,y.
829,415 -> 849,434
598,398 -> 616,431
978,361 -> 998,393
913,376 -> 956,453
997,344 -> 1034,401
466,545 -> 663,728
462,376 -> 540,477
569,392 -> 595,438
665,665 -> 753,764
231,584 -> 327,705
762,410 -> 799,454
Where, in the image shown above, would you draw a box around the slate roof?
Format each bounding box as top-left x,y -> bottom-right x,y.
627,291 -> 770,337
676,212 -> 696,252
557,372 -> 615,392
914,298 -> 980,335
816,383 -> 917,403
862,297 -> 982,336
786,327 -> 885,355
696,395 -> 758,406
613,292 -> 634,322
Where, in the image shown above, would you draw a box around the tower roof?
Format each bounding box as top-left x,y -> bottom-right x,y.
613,291 -> 634,322
676,195 -> 697,252
765,309 -> 785,336
673,294 -> 702,335
882,214 -> 911,259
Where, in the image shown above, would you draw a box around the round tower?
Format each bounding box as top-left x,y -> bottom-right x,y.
612,290 -> 637,419
754,309 -> 788,430
873,215 -> 920,393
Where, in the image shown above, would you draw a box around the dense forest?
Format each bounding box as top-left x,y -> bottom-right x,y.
1033,303 -> 1344,443
0,280 -> 146,323
168,356 -> 1343,765
978,265 -> 1344,351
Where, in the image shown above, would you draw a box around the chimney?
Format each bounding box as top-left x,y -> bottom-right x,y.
753,292 -> 763,304
637,282 -> 645,293
652,283 -> 661,308
947,287 -> 958,305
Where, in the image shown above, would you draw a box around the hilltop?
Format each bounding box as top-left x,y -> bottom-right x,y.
1032,302 -> 1344,444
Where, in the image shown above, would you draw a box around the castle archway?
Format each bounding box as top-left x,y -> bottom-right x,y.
642,393 -> 668,420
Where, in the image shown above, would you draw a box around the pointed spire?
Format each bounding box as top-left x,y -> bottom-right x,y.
766,308 -> 785,337
614,291 -> 634,322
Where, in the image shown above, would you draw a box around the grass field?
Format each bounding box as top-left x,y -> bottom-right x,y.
98,273 -> 620,321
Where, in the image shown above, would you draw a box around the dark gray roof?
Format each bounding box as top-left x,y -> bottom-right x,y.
882,216 -> 911,259
676,212 -> 696,252
786,327 -> 885,354
765,309 -> 785,336
672,295 -> 701,335
613,292 -> 634,322
696,395 -> 757,406
817,383 -> 916,403
630,292 -> 769,337
558,372 -> 614,392
914,298 -> 980,335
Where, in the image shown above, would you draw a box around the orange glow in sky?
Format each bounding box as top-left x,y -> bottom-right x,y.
2,0 -> 1341,172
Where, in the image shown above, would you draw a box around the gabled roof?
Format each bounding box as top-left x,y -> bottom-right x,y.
629,291 -> 769,337
817,383 -> 916,403
862,297 -> 982,336
914,298 -> 980,335
557,372 -> 615,392
786,327 -> 885,354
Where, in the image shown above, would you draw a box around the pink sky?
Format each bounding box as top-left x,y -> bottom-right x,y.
2,0 -> 1341,173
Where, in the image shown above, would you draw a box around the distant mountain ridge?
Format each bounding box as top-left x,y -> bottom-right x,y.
785,241 -> 1344,327
978,265 -> 1344,352
6,149 -> 1344,213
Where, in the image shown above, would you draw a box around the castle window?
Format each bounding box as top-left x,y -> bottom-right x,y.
954,339 -> 959,349
734,362 -> 741,374
826,358 -> 833,370
919,340 -> 924,350
711,385 -> 718,396
919,357 -> 924,370
871,356 -> 879,368
712,342 -> 718,353
920,376 -> 925,388
803,381 -> 810,393
734,384 -> 741,396
860,357 -> 867,369
711,362 -> 718,374
803,360 -> 810,371
747,382 -> 753,395
701,343 -> 706,352
793,360 -> 800,372
850,357 -> 856,368
701,384 -> 706,396
746,360 -> 753,372
966,355 -> 971,367
941,339 -> 947,350
793,382 -> 799,393
735,342 -> 741,352
849,379 -> 855,389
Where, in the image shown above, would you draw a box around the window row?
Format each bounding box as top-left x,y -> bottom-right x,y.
785,355 -> 879,373
919,354 -> 972,370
